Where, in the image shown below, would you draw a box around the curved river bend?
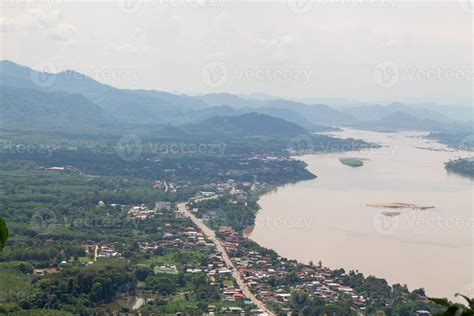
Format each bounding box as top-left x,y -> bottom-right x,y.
248,129 -> 473,299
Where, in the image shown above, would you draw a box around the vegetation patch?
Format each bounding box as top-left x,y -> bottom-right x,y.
339,157 -> 364,167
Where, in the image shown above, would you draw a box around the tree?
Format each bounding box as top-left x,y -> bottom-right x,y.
145,275 -> 177,295
0,217 -> 8,251
135,265 -> 153,282
429,294 -> 474,316
290,290 -> 308,311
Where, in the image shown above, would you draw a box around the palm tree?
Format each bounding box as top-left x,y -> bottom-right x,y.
430,294 -> 474,316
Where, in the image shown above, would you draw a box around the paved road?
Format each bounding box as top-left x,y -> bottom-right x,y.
177,202 -> 275,316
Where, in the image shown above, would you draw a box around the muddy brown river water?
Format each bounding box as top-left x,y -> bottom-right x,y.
248,129 -> 473,300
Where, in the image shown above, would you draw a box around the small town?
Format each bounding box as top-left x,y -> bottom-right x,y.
18,172 -> 437,315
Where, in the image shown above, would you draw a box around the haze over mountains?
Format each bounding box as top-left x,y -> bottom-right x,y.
0,60 -> 471,136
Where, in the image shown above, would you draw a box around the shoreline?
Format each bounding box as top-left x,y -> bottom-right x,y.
244,155 -> 425,297
246,129 -> 473,301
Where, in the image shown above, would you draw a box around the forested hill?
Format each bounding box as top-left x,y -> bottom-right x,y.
183,113 -> 308,138
0,85 -> 107,131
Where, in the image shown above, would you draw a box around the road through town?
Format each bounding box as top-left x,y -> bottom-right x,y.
176,202 -> 275,316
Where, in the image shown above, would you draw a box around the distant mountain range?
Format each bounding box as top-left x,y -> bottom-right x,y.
0,60 -> 471,137
345,103 -> 453,123
352,111 -> 446,131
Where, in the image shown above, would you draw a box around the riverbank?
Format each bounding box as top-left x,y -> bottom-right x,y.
247,129 -> 473,300
185,187 -> 440,314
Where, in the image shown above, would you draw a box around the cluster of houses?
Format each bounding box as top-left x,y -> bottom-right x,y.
97,242 -> 120,259
127,201 -> 172,221
128,205 -> 156,221
137,226 -> 215,251
216,226 -> 367,311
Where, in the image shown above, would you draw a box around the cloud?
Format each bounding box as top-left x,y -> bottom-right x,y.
48,23 -> 77,41
29,8 -> 62,28
0,17 -> 17,33
0,8 -> 77,42
105,42 -> 142,54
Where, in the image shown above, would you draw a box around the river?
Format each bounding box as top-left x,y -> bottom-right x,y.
248,129 -> 473,300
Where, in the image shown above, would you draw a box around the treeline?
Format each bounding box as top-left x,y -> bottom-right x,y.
445,157 -> 474,177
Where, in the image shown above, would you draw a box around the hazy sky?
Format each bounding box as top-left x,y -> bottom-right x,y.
0,0 -> 472,106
